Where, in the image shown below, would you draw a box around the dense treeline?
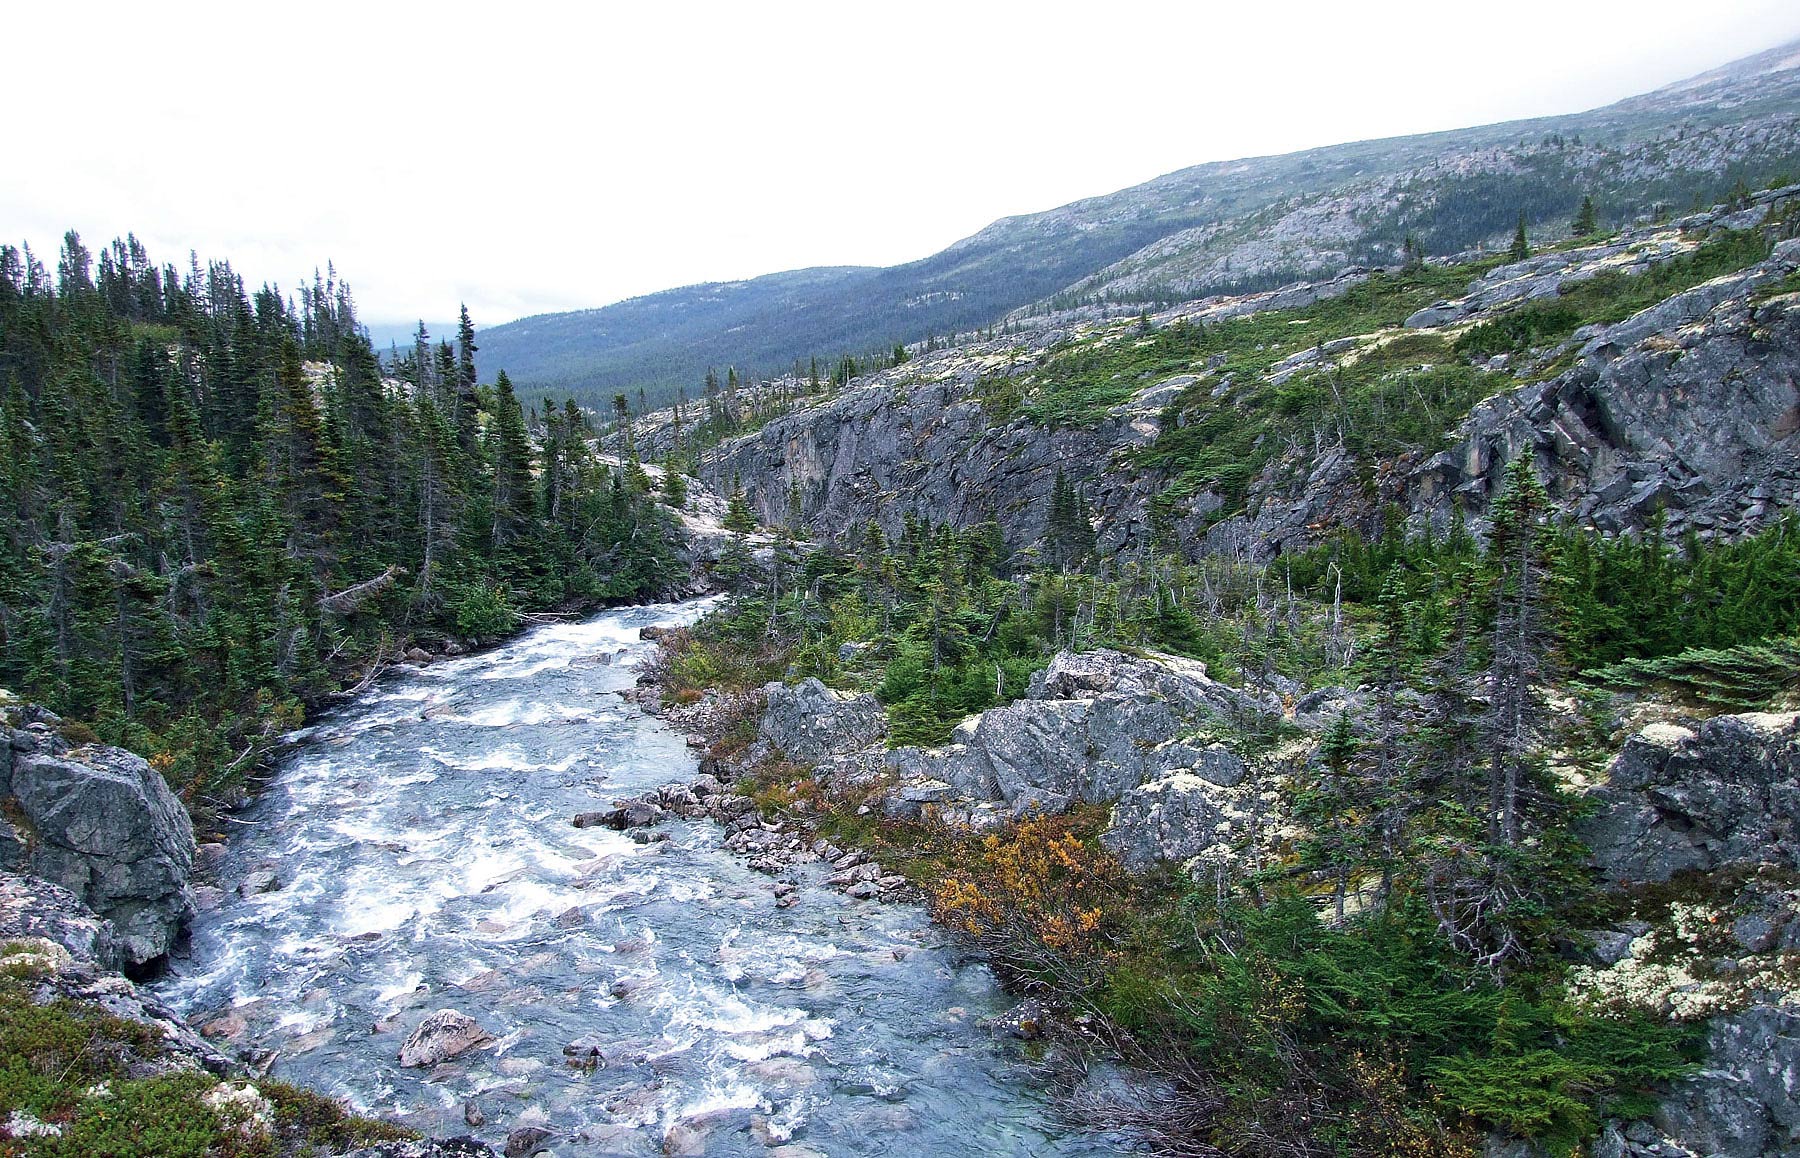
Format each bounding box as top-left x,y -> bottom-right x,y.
1288,506 -> 1800,680
0,232 -> 683,811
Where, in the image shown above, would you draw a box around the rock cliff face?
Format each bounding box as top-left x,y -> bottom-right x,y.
1580,712 -> 1800,886
1,700 -> 195,967
1567,712 -> 1800,1158
696,193 -> 1800,566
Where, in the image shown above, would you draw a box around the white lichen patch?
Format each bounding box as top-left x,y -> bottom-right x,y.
1638,721 -> 1699,749
1567,901 -> 1800,1020
3,1110 -> 63,1139
202,1082 -> 275,1140
0,937 -> 74,975
1735,710 -> 1799,737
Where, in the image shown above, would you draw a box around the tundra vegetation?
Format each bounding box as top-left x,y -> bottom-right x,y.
0,944 -> 414,1157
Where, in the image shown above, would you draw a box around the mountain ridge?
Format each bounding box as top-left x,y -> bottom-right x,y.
475,37 -> 1800,407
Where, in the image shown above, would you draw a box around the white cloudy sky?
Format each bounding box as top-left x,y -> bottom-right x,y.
8,0 -> 1800,328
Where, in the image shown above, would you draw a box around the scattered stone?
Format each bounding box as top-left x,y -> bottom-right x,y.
610,976 -> 655,1000
238,869 -> 281,897
200,1012 -> 248,1040
398,1009 -> 494,1068
504,1126 -> 553,1158
985,998 -> 1046,1040
193,842 -> 228,875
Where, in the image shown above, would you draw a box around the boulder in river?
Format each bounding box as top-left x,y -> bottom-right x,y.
398,1009 -> 494,1068
572,799 -> 665,830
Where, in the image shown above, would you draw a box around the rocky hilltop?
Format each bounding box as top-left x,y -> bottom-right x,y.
478,38 -> 1800,403
674,186 -> 1800,562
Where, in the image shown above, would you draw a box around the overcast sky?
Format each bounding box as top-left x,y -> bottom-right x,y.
8,1 -> 1800,329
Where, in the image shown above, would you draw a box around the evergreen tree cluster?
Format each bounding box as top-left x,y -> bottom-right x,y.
0,231 -> 683,809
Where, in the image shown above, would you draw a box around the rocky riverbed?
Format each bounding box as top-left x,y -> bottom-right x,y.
147,601 -> 1118,1157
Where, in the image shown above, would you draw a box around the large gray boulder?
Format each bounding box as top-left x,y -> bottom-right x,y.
398,1009 -> 494,1068
877,650 -> 1280,831
757,677 -> 887,764
2,710 -> 195,966
1580,712 -> 1800,886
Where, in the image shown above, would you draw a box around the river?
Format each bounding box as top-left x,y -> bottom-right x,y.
153,600 -> 1119,1156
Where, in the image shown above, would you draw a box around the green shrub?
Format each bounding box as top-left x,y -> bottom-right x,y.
449,580 -> 518,640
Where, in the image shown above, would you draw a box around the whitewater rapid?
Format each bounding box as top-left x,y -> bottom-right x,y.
153,601 -> 1113,1156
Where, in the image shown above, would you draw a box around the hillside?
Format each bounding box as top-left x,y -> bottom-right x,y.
478,38 -> 1800,409
617,181 -> 1800,1158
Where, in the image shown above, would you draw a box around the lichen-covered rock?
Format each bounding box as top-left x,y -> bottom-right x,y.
0,870 -> 230,1075
0,868 -> 124,971
1101,763 -> 1270,873
2,716 -> 195,966
202,1082 -> 276,1142
1580,712 -> 1800,885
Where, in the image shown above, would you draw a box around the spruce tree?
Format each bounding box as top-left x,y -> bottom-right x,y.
489,371 -> 537,556
1508,212 -> 1530,262
1572,195 -> 1598,238
456,304 -> 478,394
723,477 -> 756,534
